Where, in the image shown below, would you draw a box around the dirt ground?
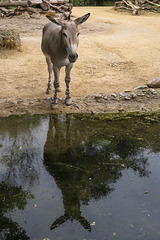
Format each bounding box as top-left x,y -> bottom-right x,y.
1,7 -> 160,116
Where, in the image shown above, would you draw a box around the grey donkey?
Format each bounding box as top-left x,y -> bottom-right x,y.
41,13 -> 90,109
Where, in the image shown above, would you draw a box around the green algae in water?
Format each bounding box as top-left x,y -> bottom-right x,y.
73,111 -> 160,122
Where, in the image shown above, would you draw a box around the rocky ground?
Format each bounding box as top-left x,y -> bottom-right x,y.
1,85 -> 160,116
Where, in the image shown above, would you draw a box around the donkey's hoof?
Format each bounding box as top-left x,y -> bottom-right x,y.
57,87 -> 61,92
46,89 -> 51,94
51,103 -> 58,109
65,97 -> 72,105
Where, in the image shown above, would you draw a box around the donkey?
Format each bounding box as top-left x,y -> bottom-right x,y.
41,13 -> 90,109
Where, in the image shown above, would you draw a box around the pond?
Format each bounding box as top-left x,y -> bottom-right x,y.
0,114 -> 160,240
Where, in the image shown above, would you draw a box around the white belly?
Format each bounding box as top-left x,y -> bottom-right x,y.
57,58 -> 70,67
45,54 -> 71,68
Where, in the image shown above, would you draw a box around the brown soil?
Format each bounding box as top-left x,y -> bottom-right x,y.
1,7 -> 160,116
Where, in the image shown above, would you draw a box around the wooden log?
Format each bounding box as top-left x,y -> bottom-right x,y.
145,0 -> 160,7
114,1 -> 124,7
0,1 -> 27,7
51,0 -> 69,2
27,6 -> 41,12
28,0 -> 69,6
40,0 -> 50,11
123,0 -> 140,9
50,0 -> 69,2
39,9 -> 55,14
121,0 -> 140,14
0,0 -> 71,17
60,3 -> 73,11
144,6 -> 157,10
0,7 -> 9,14
0,0 -> 69,7
115,5 -> 131,10
18,6 -> 41,13
5,10 -> 16,17
5,7 -> 19,17
115,0 -> 160,13
50,4 -> 64,12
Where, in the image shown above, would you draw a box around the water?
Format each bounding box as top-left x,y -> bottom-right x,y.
0,114 -> 160,240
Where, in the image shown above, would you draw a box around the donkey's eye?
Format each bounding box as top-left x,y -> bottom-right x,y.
63,32 -> 67,37
77,32 -> 80,37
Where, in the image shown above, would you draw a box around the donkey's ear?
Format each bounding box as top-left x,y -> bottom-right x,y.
74,13 -> 90,25
46,15 -> 65,27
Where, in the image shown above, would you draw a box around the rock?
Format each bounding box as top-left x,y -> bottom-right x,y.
149,89 -> 157,95
11,101 -> 17,104
23,102 -> 28,106
18,11 -> 30,19
95,94 -> 102,100
0,98 -> 7,104
111,93 -> 117,97
17,98 -> 23,104
137,93 -> 145,96
134,85 -> 148,90
124,96 -> 131,100
30,13 -> 40,19
125,90 -> 132,93
147,78 -> 160,88
73,103 -> 79,109
119,93 -> 126,98
103,96 -> 108,100
130,93 -> 137,98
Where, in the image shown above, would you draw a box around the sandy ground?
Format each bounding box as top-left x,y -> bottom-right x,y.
1,7 -> 160,116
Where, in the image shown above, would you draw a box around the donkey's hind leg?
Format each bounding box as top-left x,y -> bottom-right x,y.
46,57 -> 53,94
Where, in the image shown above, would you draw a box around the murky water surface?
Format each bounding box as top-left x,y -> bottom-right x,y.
0,114 -> 160,240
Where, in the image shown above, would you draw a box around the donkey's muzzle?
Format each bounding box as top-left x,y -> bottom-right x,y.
69,53 -> 78,63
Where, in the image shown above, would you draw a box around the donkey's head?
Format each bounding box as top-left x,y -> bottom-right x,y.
47,13 -> 90,63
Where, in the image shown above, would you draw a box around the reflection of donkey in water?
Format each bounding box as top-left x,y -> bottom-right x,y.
43,115 -> 122,231
44,115 -> 92,231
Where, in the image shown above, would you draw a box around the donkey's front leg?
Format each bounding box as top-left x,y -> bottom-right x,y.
51,65 -> 61,109
65,63 -> 73,105
46,57 -> 53,94
46,57 -> 61,95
